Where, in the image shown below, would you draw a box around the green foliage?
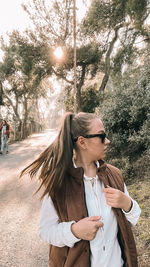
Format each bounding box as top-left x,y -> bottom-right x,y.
81,86 -> 100,113
0,31 -> 50,95
83,0 -> 126,32
0,31 -> 52,138
64,95 -> 74,112
113,45 -> 136,75
107,157 -> 135,183
126,0 -> 147,28
62,84 -> 74,112
77,43 -> 101,66
83,0 -> 148,33
101,56 -> 150,163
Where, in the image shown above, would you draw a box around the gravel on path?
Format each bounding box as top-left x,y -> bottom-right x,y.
0,129 -> 57,267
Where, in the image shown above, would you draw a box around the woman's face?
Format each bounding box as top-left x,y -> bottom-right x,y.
84,118 -> 110,161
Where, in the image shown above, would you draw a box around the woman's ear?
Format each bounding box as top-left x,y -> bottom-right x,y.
77,136 -> 87,149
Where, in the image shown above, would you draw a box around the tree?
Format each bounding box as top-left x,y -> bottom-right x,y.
0,31 -> 50,138
21,0 -> 149,112
21,0 -> 103,111
82,0 -> 149,92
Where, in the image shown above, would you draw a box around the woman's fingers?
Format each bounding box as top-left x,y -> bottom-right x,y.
88,216 -> 101,221
71,216 -> 104,241
102,186 -> 132,210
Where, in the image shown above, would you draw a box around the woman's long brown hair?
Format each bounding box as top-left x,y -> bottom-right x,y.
20,112 -> 97,199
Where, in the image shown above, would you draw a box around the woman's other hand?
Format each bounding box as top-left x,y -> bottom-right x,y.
102,186 -> 132,212
71,216 -> 103,241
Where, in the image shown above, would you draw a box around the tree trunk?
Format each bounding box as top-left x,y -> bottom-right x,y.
0,81 -> 3,105
21,95 -> 28,139
3,92 -> 22,125
73,0 -> 77,113
99,28 -> 119,92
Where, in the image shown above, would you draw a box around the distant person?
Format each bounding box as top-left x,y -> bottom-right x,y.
0,120 -> 10,154
20,112 -> 141,267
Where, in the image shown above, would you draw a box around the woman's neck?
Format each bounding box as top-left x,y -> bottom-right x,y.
74,158 -> 97,177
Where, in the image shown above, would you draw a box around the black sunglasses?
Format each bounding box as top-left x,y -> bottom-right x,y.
74,133 -> 106,143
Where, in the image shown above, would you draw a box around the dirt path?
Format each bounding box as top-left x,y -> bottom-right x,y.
0,129 -> 57,267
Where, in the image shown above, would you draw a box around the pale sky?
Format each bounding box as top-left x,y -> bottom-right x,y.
0,0 -> 90,39
0,0 -> 90,60
0,0 -> 31,38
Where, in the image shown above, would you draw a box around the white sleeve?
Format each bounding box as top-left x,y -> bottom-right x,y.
122,183 -> 141,226
38,194 -> 80,247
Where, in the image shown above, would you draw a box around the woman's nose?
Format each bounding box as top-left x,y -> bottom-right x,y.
105,138 -> 110,145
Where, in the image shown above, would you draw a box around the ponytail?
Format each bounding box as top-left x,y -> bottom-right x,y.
20,112 -> 74,198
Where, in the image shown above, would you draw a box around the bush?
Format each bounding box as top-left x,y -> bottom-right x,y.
107,156 -> 135,184
99,55 -> 150,182
101,73 -> 150,162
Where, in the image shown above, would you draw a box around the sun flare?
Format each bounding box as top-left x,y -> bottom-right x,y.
53,47 -> 63,59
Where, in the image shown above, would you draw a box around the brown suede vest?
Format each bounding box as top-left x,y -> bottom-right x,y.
49,161 -> 138,267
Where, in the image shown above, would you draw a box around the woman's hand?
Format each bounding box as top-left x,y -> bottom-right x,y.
102,186 -> 132,212
71,216 -> 103,241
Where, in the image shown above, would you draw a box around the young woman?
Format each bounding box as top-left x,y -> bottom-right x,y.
21,112 -> 141,267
